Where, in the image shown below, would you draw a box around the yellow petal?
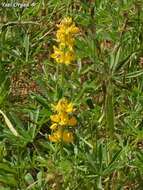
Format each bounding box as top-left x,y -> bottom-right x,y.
49,129 -> 61,142
62,131 -> 74,143
59,112 -> 69,126
50,114 -> 60,123
50,123 -> 58,130
66,102 -> 74,113
49,134 -> 59,142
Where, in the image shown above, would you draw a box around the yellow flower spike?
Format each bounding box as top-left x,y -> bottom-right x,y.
68,116 -> 77,126
51,17 -> 79,65
49,98 -> 77,144
50,123 -> 58,130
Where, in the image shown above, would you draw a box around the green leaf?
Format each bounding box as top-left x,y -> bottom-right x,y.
24,34 -> 29,62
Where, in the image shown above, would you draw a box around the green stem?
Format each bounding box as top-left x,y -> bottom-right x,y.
61,64 -> 64,87
105,80 -> 114,137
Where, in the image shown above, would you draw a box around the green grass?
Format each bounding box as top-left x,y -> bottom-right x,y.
1,0 -> 143,189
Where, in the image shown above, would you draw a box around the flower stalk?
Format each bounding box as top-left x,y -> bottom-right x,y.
105,80 -> 114,137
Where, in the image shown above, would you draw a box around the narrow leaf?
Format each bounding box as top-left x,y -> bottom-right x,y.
0,110 -> 19,137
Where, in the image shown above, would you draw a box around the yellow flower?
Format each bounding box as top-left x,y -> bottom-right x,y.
49,98 -> 77,144
66,102 -> 74,113
49,129 -> 74,143
50,123 -> 58,130
50,113 -> 77,127
56,31 -> 74,48
62,131 -> 74,143
51,17 -> 79,65
58,17 -> 72,26
57,17 -> 79,34
56,17 -> 79,47
49,129 -> 61,142
52,98 -> 74,113
59,112 -> 69,126
51,46 -> 63,63
62,47 -> 75,65
52,98 -> 65,112
50,112 -> 70,126
51,46 -> 75,65
50,114 -> 60,123
68,116 -> 77,126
